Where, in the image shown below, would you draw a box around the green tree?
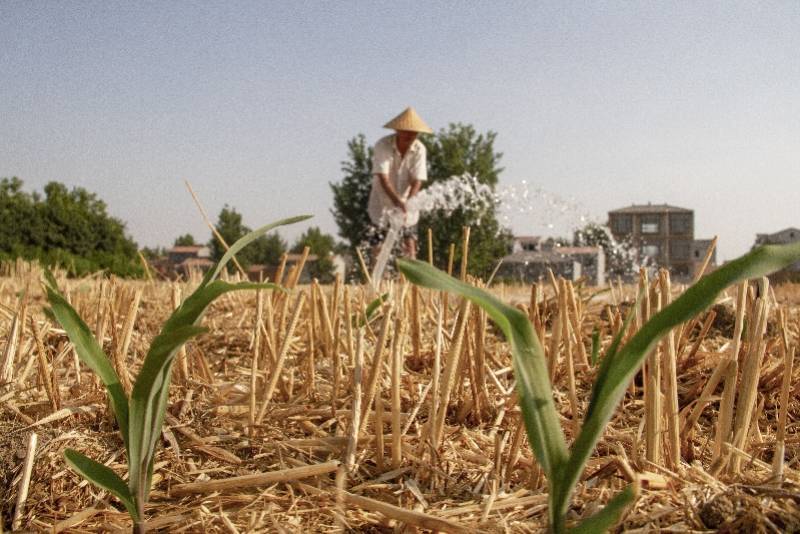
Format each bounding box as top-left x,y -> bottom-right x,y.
0,178 -> 141,276
330,124 -> 512,278
209,205 -> 249,264
208,205 -> 287,268
173,233 -> 196,246
291,226 -> 337,282
419,123 -> 511,277
330,135 -> 374,250
252,233 -> 287,266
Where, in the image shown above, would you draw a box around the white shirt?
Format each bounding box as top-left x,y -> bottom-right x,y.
368,134 -> 428,227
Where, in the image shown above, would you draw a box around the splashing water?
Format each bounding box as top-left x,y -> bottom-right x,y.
368,175 -> 495,284
493,180 -> 643,276
365,174 -> 642,285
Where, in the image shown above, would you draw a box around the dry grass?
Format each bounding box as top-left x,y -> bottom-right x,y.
1,260 -> 800,532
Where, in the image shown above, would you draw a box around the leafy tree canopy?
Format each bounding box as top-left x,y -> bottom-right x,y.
173,233 -> 196,246
0,177 -> 141,276
291,226 -> 338,282
208,205 -> 287,268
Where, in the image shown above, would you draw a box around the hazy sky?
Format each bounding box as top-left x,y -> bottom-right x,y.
2,2 -> 798,261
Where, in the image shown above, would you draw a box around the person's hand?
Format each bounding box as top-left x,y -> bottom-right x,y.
395,199 -> 407,213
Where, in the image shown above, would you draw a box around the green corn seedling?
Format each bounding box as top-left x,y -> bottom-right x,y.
398,240 -> 800,533
46,215 -> 311,534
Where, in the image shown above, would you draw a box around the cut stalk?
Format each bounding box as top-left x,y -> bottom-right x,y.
658,270 -> 680,470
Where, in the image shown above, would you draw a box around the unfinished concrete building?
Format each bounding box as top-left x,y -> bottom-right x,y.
607,203 -> 716,279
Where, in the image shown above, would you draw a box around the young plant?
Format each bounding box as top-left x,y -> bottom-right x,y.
45,215 -> 311,534
398,240 -> 800,533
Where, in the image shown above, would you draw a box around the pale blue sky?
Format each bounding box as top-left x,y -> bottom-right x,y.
2,2 -> 798,261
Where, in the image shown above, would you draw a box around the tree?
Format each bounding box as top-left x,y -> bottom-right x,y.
252,233 -> 287,266
0,177 -> 141,276
291,226 -> 337,282
419,123 -> 511,276
208,205 -> 286,269
330,135 -> 373,250
209,205 -> 248,263
330,125 -> 512,278
173,234 -> 196,246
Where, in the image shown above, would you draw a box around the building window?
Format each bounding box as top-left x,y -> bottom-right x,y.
641,216 -> 660,234
669,213 -> 692,234
671,240 -> 691,260
694,249 -> 701,258
611,215 -> 632,234
642,244 -> 660,258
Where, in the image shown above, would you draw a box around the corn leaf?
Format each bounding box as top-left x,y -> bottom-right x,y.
64,448 -> 139,521
128,281 -> 280,499
568,484 -> 636,534
555,242 -> 800,526
358,292 -> 389,327
396,259 -> 569,478
44,278 -> 130,451
589,327 -> 600,366
202,215 -> 312,287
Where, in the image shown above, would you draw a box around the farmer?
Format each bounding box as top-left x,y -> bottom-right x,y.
367,106 -> 433,259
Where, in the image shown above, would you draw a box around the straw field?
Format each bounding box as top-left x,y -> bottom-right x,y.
1,256 -> 799,533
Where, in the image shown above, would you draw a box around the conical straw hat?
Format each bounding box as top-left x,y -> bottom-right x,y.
383,107 -> 433,134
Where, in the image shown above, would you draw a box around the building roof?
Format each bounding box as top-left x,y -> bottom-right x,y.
170,245 -> 205,253
608,203 -> 692,214
513,235 -> 541,242
179,257 -> 214,267
756,227 -> 800,240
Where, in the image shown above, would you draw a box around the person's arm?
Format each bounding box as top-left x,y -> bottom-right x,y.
407,178 -> 422,199
377,173 -> 407,212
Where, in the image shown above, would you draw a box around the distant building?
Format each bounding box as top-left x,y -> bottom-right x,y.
166,245 -> 213,277
754,228 -> 800,277
512,236 -> 542,253
498,239 -> 605,285
607,203 -> 716,278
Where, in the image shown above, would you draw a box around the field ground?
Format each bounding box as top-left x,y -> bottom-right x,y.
1,262 -> 800,532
